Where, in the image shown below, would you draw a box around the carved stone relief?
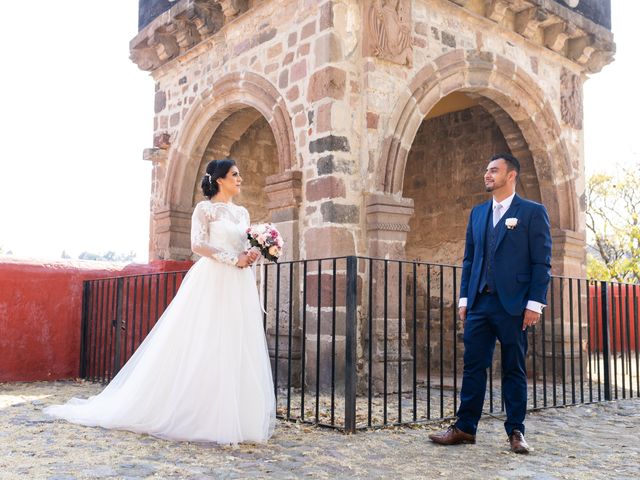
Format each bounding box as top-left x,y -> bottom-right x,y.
363,0 -> 412,67
560,68 -> 583,129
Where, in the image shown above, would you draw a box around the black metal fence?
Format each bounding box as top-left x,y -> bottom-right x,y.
80,256 -> 639,433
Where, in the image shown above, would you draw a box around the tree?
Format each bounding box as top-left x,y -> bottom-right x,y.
585,166 -> 640,283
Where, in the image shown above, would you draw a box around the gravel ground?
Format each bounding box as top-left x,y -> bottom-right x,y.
1,380 -> 638,479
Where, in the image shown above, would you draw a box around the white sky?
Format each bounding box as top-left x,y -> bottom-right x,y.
0,0 -> 636,262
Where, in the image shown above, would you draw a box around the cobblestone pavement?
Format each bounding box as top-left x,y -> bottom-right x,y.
1,381 -> 638,479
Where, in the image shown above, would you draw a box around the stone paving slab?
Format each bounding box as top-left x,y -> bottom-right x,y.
1,381 -> 638,479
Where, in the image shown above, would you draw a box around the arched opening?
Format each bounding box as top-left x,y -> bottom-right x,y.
151,72 -> 299,262
403,92 -> 541,265
191,108 -> 278,225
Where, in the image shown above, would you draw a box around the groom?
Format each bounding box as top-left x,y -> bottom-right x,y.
429,153 -> 552,454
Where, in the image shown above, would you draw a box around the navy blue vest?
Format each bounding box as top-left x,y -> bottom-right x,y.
479,208 -> 497,293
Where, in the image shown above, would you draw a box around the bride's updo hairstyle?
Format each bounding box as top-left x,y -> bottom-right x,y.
201,158 -> 236,199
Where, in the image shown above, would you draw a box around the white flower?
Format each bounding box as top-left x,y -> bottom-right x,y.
505,217 -> 518,229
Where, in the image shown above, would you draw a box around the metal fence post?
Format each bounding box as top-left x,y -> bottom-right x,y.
344,256 -> 358,433
601,282 -> 612,401
113,277 -> 125,377
79,281 -> 90,379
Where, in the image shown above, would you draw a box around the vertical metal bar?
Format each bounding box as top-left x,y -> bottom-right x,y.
439,265 -> 444,418
541,292 -> 547,407
426,265 -> 431,419
93,280 -> 104,383
383,260 -> 389,424
274,263 -> 281,401
551,277 -> 557,406
146,275 -> 152,336
612,283 -> 619,399
301,261 -> 308,421
489,358 -> 494,413
569,278 -> 576,404
625,283 -> 633,397
122,277 -> 131,363
108,279 -> 117,381
617,282 -> 625,399
331,258 -> 337,425
452,267 -> 458,415
344,256 -> 358,434
263,264 -> 269,331
86,282 -> 95,381
412,262 -> 417,422
560,278 -> 566,405
112,278 -> 124,377
287,262 -> 293,420
154,274 -> 160,330
601,282 -> 612,401
633,285 -> 640,395
79,282 -> 90,379
586,280 -> 593,403
595,281 -> 602,402
532,323 -> 537,409
367,259 -> 373,427
578,279 -> 584,403
131,276 -> 138,359
315,260 -> 322,424
398,261 -> 403,424
163,272 -> 169,313
102,280 -> 112,383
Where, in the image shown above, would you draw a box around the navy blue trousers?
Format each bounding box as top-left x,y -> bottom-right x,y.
455,292 -> 528,436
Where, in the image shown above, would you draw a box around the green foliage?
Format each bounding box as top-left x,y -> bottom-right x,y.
586,167 -> 640,283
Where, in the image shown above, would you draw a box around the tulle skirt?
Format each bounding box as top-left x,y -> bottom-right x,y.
44,257 -> 276,444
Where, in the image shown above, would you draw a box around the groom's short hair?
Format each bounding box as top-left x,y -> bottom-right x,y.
490,153 -> 520,177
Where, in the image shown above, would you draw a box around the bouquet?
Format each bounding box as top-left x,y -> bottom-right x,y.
247,223 -> 284,262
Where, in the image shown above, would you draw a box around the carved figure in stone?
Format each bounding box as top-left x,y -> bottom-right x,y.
366,0 -> 412,66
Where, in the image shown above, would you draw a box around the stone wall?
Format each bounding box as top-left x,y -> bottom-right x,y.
404,105 -> 542,265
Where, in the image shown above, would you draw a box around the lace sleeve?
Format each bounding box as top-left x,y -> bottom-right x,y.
190,203 -> 239,266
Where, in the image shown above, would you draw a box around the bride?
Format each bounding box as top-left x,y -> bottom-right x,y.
44,159 -> 276,444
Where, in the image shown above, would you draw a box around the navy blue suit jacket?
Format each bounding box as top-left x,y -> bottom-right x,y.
459,194 -> 552,316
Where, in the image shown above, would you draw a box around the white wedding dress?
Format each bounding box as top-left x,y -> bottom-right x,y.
44,201 -> 276,444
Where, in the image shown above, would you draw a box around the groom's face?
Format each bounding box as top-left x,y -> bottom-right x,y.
484,159 -> 510,192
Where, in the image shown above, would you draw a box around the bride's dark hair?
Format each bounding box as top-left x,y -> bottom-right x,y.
201,158 -> 236,199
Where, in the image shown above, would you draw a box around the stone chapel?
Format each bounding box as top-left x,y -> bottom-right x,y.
130,0 -> 613,278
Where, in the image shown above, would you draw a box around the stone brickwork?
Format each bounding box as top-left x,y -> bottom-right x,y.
131,0 -> 614,392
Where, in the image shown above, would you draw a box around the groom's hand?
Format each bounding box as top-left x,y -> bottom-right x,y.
522,309 -> 541,331
458,307 -> 467,323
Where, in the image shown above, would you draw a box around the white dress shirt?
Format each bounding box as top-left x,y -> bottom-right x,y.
459,193 -> 545,314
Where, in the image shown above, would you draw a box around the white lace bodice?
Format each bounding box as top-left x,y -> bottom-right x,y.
190,201 -> 250,265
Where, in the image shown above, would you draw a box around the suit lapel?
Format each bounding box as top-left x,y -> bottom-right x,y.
494,194 -> 522,251
475,200 -> 492,251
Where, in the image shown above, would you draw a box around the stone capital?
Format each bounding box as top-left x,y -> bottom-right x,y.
264,171 -> 303,216
366,193 -> 414,242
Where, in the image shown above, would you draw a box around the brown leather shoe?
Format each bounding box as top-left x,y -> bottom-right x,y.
508,429 -> 530,454
429,425 -> 476,445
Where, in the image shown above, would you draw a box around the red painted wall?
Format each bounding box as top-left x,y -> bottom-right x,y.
0,258 -> 191,382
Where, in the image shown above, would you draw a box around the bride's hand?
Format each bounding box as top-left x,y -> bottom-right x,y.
236,250 -> 259,268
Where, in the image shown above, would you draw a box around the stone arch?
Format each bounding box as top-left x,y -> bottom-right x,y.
378,50 -> 578,232
164,71 -> 296,208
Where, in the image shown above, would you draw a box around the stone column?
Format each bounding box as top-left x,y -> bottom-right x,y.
264,170 -> 303,387
264,171 -> 303,261
536,228 -> 588,379
365,193 -> 415,392
144,146 -> 195,261
150,204 -> 194,261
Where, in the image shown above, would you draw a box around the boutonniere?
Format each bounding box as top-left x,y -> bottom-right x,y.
505,218 -> 518,229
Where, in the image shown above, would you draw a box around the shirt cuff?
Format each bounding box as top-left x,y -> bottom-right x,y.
526,300 -> 545,314
458,297 -> 467,308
